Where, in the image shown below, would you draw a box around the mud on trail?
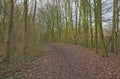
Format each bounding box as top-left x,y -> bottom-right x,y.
25,43 -> 120,79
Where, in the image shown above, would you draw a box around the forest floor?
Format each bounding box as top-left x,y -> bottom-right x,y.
24,43 -> 120,79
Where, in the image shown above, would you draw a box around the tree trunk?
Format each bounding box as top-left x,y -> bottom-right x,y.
74,0 -> 78,44
94,0 -> 98,53
24,0 -> 28,55
89,0 -> 93,50
112,0 -> 119,54
97,0 -> 108,57
4,0 -> 14,76
82,0 -> 88,47
32,0 -> 37,41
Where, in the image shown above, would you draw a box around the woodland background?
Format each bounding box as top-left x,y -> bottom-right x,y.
0,0 -> 120,78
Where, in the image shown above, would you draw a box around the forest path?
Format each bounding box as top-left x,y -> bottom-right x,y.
25,43 -> 120,79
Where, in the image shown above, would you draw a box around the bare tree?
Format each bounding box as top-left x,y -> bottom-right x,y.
4,0 -> 14,76
24,0 -> 28,54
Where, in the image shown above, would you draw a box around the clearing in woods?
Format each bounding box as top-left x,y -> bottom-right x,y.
25,43 -> 120,79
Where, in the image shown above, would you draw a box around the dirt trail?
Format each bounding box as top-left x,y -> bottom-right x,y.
25,43 -> 120,79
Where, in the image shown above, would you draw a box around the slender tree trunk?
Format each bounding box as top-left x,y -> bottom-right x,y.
74,0 -> 78,44
89,0 -> 93,50
64,0 -> 68,43
78,1 -> 82,44
82,0 -> 88,47
4,0 -> 14,76
51,12 -> 55,42
24,0 -> 28,55
112,0 -> 119,54
32,0 -> 37,41
94,0 -> 98,53
111,0 -> 116,53
68,0 -> 74,44
56,0 -> 61,42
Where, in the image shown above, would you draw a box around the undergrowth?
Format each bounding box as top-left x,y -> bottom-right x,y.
0,42 -> 44,79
